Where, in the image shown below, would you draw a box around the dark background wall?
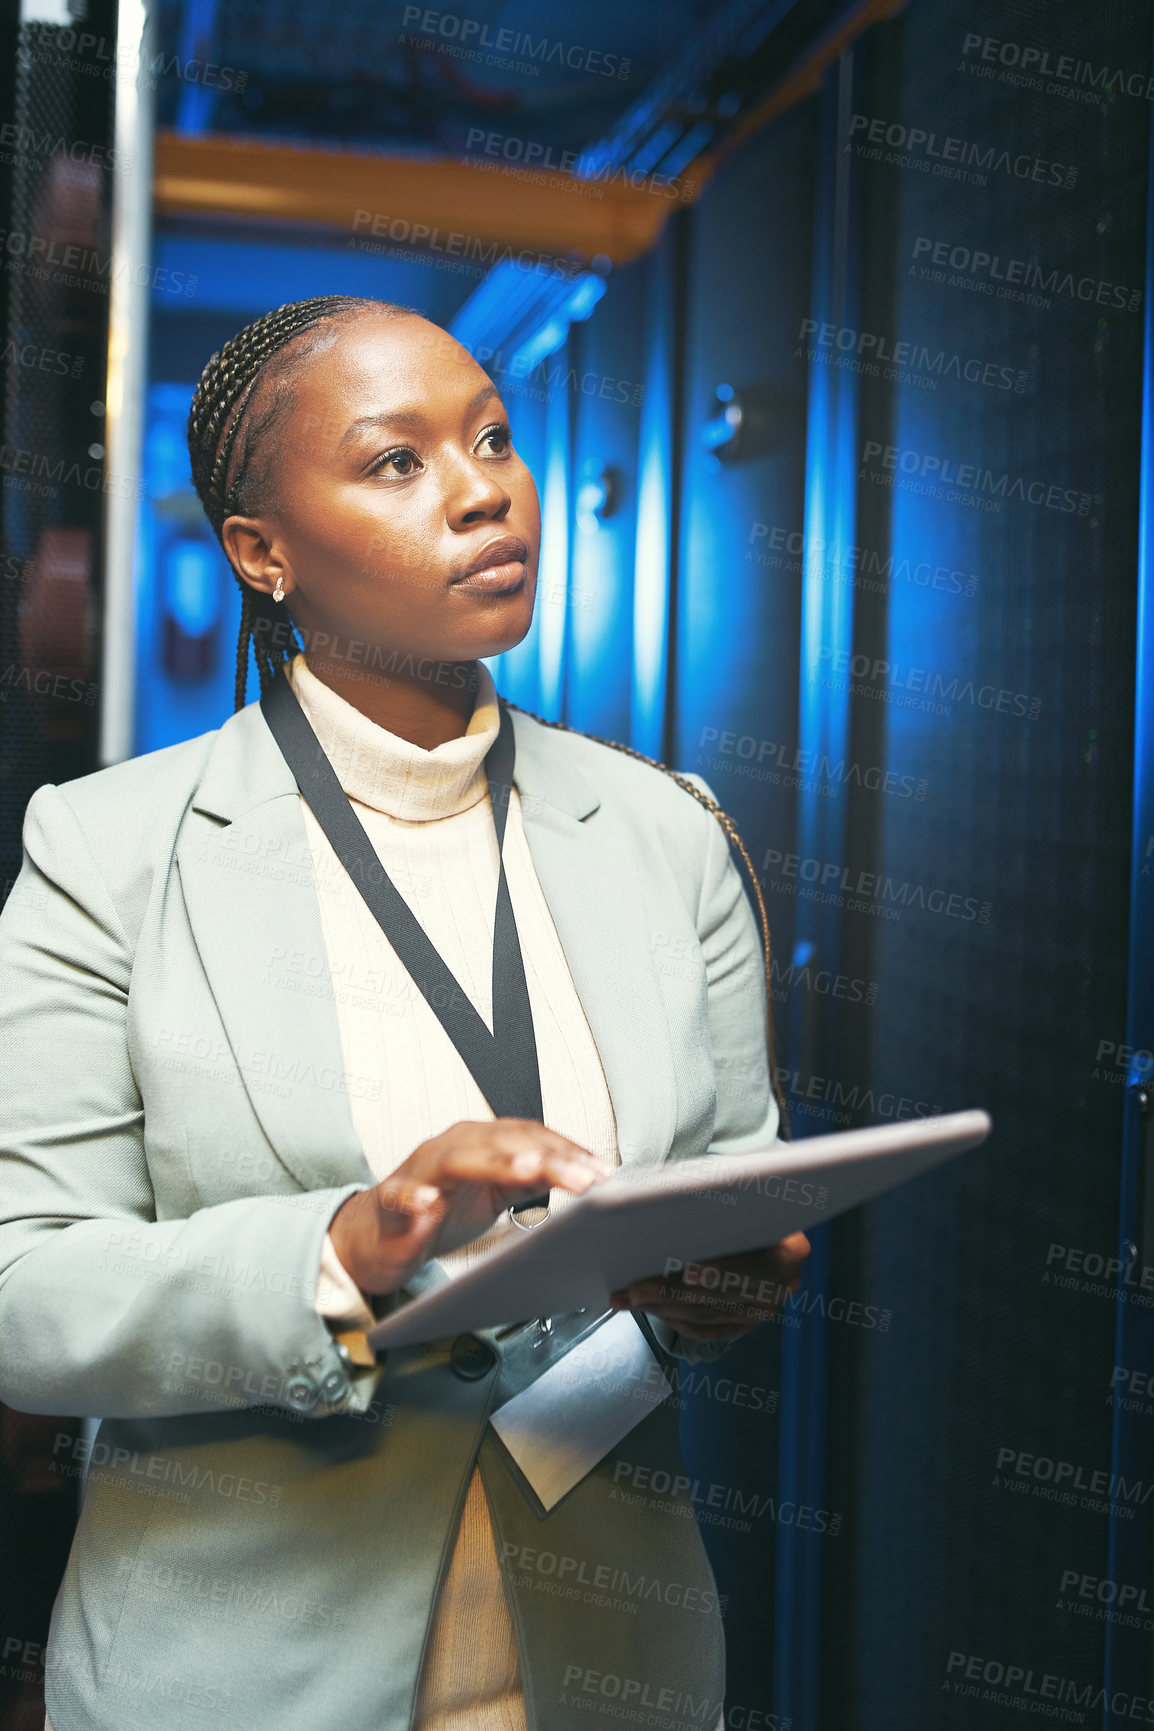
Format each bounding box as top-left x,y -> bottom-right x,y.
589,2 -> 1149,1725
819,6 -> 1147,1727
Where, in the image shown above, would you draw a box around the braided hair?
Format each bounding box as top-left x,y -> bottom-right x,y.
186,294 -> 413,712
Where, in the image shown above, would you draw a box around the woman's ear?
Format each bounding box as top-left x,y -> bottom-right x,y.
221,515 -> 292,602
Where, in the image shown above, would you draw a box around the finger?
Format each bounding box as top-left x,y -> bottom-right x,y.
761,1233 -> 812,1275
608,1290 -> 766,1335
402,1121 -> 602,1181
623,1274 -> 794,1308
640,1307 -> 758,1341
376,1210 -> 445,1278
482,1122 -> 604,1174
353,1199 -> 446,1295
436,1144 -> 603,1197
397,1207 -> 446,1261
491,1120 -> 601,1160
667,1311 -> 759,1334
675,1249 -> 807,1292
624,1284 -> 790,1323
373,1180 -> 444,1236
688,1234 -> 812,1278
506,1148 -> 605,1193
635,1301 -> 775,1327
401,1124 -> 603,1199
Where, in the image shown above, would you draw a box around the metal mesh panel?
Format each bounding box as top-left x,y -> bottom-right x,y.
0,7 -> 114,906
820,2 -> 1150,1725
0,6 -> 116,1724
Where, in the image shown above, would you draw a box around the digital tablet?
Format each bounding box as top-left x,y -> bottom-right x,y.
367,1109 -> 992,1350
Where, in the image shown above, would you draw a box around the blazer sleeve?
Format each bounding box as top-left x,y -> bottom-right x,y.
0,783 -> 383,1423
646,772 -> 782,1367
693,772 -> 780,1158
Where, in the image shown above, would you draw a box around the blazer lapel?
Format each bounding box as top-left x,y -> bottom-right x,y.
173,697 -> 679,1198
508,709 -> 678,1171
176,705 -> 374,1196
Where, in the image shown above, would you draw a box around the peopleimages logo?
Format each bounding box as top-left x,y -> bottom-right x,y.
51,1432 -> 282,1506
350,209 -> 581,280
1092,1037 -> 1152,1082
697,726 -> 926,800
1060,1569 -> 1152,1612
961,32 -> 1154,103
400,7 -> 631,78
860,439 -> 1092,518
1058,1569 -> 1154,1632
1044,1240 -> 1154,1301
463,127 -> 691,201
501,1541 -> 726,1615
1110,1366 -> 1154,1412
847,113 -> 1077,189
747,522 -> 980,597
0,445 -> 147,504
996,1440 -> 1154,1509
944,1651 -> 1154,1720
798,318 -> 1025,392
911,236 -> 1142,311
0,122 -> 127,172
610,1459 -> 842,1536
0,226 -> 197,298
817,644 -> 1042,721
762,846 -> 992,926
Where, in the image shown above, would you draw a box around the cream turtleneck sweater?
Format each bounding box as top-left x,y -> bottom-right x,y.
290,652 -> 622,1730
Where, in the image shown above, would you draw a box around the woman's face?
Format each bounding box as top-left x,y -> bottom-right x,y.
222,310 -> 540,669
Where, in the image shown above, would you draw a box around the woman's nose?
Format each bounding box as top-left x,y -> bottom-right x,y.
444,455 -> 511,527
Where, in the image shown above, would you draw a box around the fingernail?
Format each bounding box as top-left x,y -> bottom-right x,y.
414,1186 -> 440,1205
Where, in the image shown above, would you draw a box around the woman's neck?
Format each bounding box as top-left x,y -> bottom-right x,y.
298,652 -> 481,750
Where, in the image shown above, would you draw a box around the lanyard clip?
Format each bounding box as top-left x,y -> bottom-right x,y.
508,1192 -> 550,1220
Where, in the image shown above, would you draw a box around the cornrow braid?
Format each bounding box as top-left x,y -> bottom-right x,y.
503,700 -> 791,1138
185,294 -> 408,712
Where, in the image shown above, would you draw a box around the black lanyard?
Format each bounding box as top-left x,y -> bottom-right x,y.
260,662 -> 546,1156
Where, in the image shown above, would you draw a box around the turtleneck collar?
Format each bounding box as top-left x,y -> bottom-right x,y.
285,652 -> 501,822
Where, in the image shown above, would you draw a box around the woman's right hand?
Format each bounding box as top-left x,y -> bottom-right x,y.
327,1118 -> 604,1296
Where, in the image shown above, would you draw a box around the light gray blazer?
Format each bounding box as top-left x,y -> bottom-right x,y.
0,687 -> 779,1731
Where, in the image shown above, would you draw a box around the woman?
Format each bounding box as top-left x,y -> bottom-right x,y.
0,295 -> 810,1731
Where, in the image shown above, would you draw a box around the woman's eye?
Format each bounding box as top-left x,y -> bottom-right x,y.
477,423 -> 513,456
370,447 -> 421,477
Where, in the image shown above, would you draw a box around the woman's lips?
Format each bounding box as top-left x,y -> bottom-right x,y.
450,560 -> 526,594
450,536 -> 530,595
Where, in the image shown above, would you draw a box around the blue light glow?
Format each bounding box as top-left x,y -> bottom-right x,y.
536,364 -> 571,717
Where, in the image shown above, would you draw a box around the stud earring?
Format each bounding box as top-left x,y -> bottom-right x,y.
272,575 -> 285,603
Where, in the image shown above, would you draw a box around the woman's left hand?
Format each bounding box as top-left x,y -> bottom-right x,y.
609,1233 -> 812,1342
